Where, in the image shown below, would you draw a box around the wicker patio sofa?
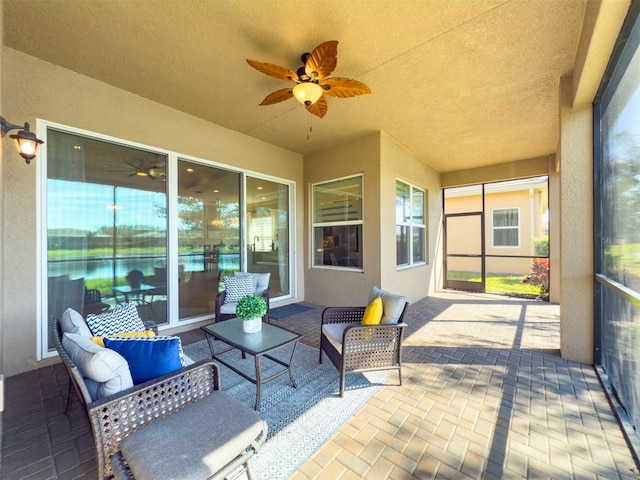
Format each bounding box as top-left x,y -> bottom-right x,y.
53,315 -> 268,479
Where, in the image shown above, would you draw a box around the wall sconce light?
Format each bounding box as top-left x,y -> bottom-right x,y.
1,116 -> 44,164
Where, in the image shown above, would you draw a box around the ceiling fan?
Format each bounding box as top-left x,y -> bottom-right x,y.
246,40 -> 371,118
107,160 -> 165,180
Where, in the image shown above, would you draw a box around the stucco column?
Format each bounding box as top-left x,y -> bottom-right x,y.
558,78 -> 594,364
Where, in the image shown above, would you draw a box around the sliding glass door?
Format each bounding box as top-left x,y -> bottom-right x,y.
246,176 -> 290,298
42,125 -> 294,356
45,129 -> 169,352
177,160 -> 241,319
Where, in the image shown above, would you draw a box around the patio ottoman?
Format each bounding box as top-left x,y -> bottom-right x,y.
112,390 -> 267,480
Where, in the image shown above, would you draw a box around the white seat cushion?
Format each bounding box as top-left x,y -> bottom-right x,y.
220,301 -> 238,315
321,323 -> 353,354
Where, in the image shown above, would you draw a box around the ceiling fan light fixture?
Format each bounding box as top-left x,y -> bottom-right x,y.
293,82 -> 323,106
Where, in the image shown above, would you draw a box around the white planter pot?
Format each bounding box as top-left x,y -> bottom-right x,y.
242,317 -> 262,333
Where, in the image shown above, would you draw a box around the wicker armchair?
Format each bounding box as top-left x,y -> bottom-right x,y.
215,272 -> 271,322
319,301 -> 408,397
53,319 -> 267,479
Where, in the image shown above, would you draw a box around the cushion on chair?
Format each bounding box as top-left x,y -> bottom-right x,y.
234,271 -> 270,295
62,332 -> 133,400
104,336 -> 186,385
91,330 -> 156,348
362,296 -> 383,325
223,275 -> 254,303
119,390 -> 267,480
369,287 -> 407,324
220,302 -> 238,315
60,307 -> 93,337
321,323 -> 352,354
86,301 -> 146,337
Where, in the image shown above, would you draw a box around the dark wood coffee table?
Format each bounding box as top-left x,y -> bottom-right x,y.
201,318 -> 302,410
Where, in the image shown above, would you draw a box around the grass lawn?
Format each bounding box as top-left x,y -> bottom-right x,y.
447,271 -> 544,297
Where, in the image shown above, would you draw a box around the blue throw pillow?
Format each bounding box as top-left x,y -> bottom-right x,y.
104,336 -> 184,385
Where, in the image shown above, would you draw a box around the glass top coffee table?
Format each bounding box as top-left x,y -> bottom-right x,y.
201,318 -> 302,410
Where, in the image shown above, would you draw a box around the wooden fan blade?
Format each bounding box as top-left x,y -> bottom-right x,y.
259,88 -> 294,105
320,77 -> 371,98
305,41 -> 338,80
305,96 -> 328,118
246,59 -> 299,82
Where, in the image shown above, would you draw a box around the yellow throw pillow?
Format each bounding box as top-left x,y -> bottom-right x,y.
362,296 -> 383,325
91,330 -> 156,348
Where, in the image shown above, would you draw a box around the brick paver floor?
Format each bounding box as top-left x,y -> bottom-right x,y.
2,290 -> 639,479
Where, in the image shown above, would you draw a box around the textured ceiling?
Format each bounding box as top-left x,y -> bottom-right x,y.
3,0 -> 587,173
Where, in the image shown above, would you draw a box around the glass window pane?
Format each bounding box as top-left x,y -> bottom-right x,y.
313,225 -> 362,268
177,160 -> 240,320
396,225 -> 409,265
246,176 -> 290,297
412,227 -> 425,263
494,228 -> 519,247
493,208 -> 518,227
47,130 -> 168,351
412,189 -> 425,225
396,180 -> 410,223
313,176 -> 362,223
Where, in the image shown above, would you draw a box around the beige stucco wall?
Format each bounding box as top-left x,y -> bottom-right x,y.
303,132 -> 441,306
303,133 -> 382,305
441,156 -> 551,188
558,82 -> 594,365
1,47 -> 304,376
380,133 -> 442,301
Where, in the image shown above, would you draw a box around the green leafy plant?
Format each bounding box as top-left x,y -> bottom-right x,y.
235,294 -> 267,320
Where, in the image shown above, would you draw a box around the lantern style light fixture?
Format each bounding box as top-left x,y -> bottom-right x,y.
1,116 -> 44,164
292,82 -> 323,106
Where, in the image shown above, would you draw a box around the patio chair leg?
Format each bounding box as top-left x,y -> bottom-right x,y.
319,348 -> 323,363
339,372 -> 345,397
65,380 -> 74,413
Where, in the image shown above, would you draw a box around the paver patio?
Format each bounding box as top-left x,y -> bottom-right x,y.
2,290 -> 638,479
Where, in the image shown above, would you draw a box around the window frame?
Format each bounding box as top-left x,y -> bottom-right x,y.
37,120 -> 296,360
311,174 -> 364,271
396,179 -> 427,268
491,207 -> 520,248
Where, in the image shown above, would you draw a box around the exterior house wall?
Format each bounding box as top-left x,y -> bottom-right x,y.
303,133 -> 383,305
303,132 -> 442,307
1,48 -> 304,376
380,132 -> 442,301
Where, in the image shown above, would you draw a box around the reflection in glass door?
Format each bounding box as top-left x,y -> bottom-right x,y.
45,129 -> 169,354
246,176 -> 290,298
444,214 -> 485,292
177,160 -> 241,319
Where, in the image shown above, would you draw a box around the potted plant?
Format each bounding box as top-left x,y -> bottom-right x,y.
236,294 -> 267,333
